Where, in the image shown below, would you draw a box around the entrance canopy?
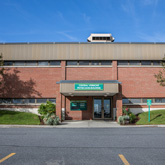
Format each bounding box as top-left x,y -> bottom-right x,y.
57,80 -> 121,96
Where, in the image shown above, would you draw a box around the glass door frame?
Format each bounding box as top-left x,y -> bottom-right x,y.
93,97 -> 112,120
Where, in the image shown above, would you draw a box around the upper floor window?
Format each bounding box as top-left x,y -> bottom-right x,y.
38,61 -> 49,66
50,61 -> 61,66
14,61 -> 25,66
118,60 -> 162,66
66,61 -> 112,66
4,61 -> 13,66
3,61 -> 61,67
25,61 -> 37,66
66,61 -> 78,66
79,61 -> 90,65
129,61 -> 140,65
141,61 -> 151,65
91,61 -> 99,65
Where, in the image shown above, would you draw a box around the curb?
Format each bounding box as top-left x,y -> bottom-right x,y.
0,124 -> 165,128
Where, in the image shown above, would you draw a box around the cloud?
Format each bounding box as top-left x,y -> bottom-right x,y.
121,0 -> 139,28
142,0 -> 159,6
138,32 -> 165,42
57,32 -> 78,41
82,13 -> 91,24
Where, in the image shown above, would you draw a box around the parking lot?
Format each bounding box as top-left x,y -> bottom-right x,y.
0,127 -> 165,164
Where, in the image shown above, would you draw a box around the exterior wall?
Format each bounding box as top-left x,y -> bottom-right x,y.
0,67 -> 62,98
66,67 -> 113,80
118,67 -> 165,97
0,43 -> 165,121
65,96 -> 93,120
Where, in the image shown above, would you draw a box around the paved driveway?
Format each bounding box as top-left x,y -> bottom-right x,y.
0,127 -> 165,165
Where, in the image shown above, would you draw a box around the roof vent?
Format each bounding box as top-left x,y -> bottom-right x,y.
87,33 -> 115,42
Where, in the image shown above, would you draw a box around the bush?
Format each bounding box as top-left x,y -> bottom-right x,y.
38,101 -> 60,125
122,106 -> 130,115
118,115 -> 129,125
38,101 -> 56,116
122,106 -> 136,124
129,112 -> 136,123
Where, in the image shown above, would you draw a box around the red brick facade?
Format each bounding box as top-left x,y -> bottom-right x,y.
0,60 -> 165,120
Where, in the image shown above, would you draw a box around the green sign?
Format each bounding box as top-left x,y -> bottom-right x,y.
75,83 -> 103,91
147,99 -> 152,122
147,99 -> 152,106
70,100 -> 87,111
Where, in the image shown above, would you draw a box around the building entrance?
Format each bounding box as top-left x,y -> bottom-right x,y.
93,98 -> 111,119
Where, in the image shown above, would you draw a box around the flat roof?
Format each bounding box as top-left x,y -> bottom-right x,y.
0,42 -> 165,45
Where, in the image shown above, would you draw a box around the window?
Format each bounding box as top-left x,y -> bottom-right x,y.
129,61 -> 140,65
155,98 -> 163,103
91,61 -> 99,65
130,99 -> 141,103
4,61 -> 13,66
36,99 -> 47,103
67,61 -> 78,66
13,99 -> 23,104
24,99 -> 35,104
14,61 -> 25,66
0,99 -> 12,104
49,99 -> 56,103
70,100 -> 87,111
101,61 -> 112,65
50,61 -> 60,66
79,61 -> 89,65
118,61 -> 129,65
122,98 -> 129,104
142,98 -> 153,103
38,61 -> 49,66
141,61 -> 151,65
153,61 -> 161,66
26,61 -> 37,66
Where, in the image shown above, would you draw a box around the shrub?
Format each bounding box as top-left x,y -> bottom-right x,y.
118,115 -> 129,125
38,101 -> 60,125
122,106 -> 130,115
129,112 -> 136,123
38,101 -> 56,116
122,106 -> 136,124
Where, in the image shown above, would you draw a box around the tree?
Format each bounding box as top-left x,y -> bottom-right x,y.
154,57 -> 165,86
0,53 -> 4,84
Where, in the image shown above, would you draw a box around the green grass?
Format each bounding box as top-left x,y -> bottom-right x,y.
0,110 -> 40,125
136,110 -> 165,125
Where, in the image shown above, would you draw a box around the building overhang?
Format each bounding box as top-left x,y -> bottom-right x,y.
57,80 -> 121,96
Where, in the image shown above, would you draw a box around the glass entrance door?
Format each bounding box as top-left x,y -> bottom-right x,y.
93,98 -> 111,119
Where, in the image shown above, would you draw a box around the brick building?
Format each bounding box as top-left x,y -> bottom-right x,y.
0,37 -> 165,120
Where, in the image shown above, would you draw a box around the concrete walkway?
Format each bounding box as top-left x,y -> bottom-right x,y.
59,120 -> 120,128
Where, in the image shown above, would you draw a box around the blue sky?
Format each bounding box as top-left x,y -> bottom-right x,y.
0,0 -> 165,42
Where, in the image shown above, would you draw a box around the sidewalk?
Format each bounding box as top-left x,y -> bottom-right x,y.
0,120 -> 165,128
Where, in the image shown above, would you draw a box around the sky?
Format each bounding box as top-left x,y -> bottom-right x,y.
0,0 -> 165,43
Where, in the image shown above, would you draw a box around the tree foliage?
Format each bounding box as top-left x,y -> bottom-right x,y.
154,57 -> 165,86
0,53 -> 4,84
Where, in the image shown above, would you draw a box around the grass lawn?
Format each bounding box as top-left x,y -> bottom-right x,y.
136,110 -> 165,125
0,110 -> 40,125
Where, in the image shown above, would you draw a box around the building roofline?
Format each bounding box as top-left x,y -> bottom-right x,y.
0,42 -> 165,45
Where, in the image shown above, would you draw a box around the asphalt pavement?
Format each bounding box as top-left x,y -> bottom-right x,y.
0,127 -> 165,165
